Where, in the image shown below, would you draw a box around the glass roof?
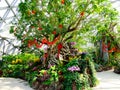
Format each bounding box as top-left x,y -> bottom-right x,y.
0,0 -> 22,57
0,0 -> 21,31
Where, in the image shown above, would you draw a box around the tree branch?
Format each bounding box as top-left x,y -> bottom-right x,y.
106,22 -> 120,49
63,35 -> 73,42
67,0 -> 90,32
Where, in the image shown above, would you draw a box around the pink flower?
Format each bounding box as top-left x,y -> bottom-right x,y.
67,66 -> 80,72
47,64 -> 55,68
70,42 -> 76,45
32,67 -> 37,71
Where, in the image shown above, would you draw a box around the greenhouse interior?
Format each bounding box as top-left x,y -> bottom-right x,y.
0,0 -> 120,90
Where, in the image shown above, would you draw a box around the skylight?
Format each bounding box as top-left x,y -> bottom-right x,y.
0,0 -> 21,31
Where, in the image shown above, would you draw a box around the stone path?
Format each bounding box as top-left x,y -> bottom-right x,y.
0,78 -> 34,90
93,70 -> 120,90
0,70 -> 120,90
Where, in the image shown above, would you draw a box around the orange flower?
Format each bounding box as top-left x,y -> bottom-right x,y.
31,26 -> 34,28
35,43 -> 43,48
52,31 -> 56,35
32,10 -> 36,14
43,71 -> 47,75
50,35 -> 60,45
42,38 -> 48,44
27,39 -> 37,48
38,27 -> 42,31
33,39 -> 37,44
59,24 -> 63,29
28,43 -> 31,48
61,0 -> 65,4
80,12 -> 84,16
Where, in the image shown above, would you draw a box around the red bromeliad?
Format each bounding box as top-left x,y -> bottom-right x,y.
44,53 -> 48,58
27,40 -> 35,48
57,43 -> 63,58
102,42 -> 118,53
102,42 -> 108,52
35,43 -> 43,48
42,38 -> 48,44
108,47 -> 116,53
41,35 -> 60,45
28,35 -> 60,48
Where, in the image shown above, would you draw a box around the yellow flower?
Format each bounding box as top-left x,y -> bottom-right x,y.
12,60 -> 15,64
34,58 -> 40,62
80,74 -> 83,78
15,59 -> 22,63
69,57 -> 73,60
16,59 -> 19,63
18,59 -> 22,63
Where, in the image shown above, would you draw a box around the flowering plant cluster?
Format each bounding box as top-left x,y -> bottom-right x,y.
67,65 -> 80,72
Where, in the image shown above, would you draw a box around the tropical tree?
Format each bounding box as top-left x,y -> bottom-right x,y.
10,0 -> 119,67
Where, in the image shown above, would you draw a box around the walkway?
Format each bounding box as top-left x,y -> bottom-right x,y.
93,70 -> 120,90
0,70 -> 120,90
0,78 -> 34,90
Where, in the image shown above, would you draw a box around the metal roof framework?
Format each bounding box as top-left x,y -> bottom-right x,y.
0,0 -> 21,57
0,0 -> 21,31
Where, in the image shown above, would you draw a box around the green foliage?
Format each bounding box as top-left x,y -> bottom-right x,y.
87,55 -> 99,87
9,0 -> 119,51
39,66 -> 58,85
10,26 -> 14,33
1,53 -> 98,89
25,71 -> 38,86
109,53 -> 120,67
1,53 -> 40,79
6,0 -> 120,89
2,53 -> 40,63
9,0 -> 120,73
58,58 -> 97,90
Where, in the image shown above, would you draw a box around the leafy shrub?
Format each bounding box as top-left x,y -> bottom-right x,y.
1,53 -> 40,82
